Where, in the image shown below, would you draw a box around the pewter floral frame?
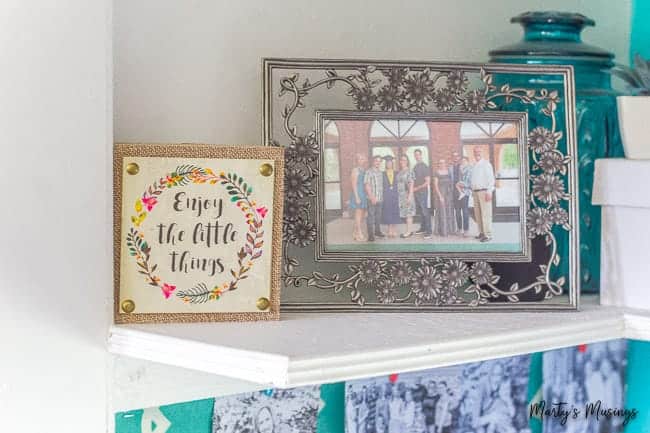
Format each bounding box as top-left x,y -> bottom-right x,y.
263,58 -> 579,311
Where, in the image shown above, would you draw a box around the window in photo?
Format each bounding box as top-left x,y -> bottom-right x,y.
321,117 -> 526,258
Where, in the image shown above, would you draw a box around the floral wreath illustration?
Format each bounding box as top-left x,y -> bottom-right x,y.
125,165 -> 268,303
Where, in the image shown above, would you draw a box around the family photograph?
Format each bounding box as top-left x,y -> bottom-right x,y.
345,355 -> 532,433
542,340 -> 627,433
212,386 -> 322,433
322,119 -> 524,254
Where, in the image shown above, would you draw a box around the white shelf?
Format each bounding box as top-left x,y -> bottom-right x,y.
109,296 -> 650,390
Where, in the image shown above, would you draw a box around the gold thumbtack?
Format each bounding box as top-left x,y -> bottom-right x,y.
126,162 -> 140,175
256,297 -> 270,311
259,163 -> 273,177
121,299 -> 136,313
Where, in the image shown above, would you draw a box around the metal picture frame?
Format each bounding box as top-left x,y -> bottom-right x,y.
263,58 -> 579,311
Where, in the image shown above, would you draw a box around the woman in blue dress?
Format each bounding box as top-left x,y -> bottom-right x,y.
349,153 -> 368,241
382,155 -> 400,237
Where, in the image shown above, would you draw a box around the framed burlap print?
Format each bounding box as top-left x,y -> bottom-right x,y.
113,144 -> 284,323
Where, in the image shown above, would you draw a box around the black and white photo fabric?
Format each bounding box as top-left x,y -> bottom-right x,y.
212,386 -> 322,433
345,355 -> 531,433
542,340 -> 627,433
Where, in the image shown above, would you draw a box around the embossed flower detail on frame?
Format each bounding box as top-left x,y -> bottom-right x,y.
411,266 -> 444,305
274,64 -> 575,310
433,88 -> 457,112
526,207 -> 553,238
349,86 -> 376,111
445,71 -> 468,93
463,89 -> 487,113
537,151 -> 564,174
469,261 -> 494,286
389,260 -> 413,286
442,259 -> 470,288
285,220 -> 316,247
382,68 -> 409,87
528,127 -> 558,154
403,71 -> 435,110
284,167 -> 313,199
376,85 -> 404,112
532,173 -> 566,204
356,260 -> 385,285
286,134 -> 318,164
549,206 -> 569,227
283,198 -> 303,222
375,279 -> 399,304
437,286 -> 460,305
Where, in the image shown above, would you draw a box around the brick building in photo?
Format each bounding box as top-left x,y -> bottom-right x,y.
324,119 -> 519,219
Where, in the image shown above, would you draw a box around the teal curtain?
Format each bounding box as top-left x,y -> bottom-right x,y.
631,0 -> 650,61
115,398 -> 213,433
528,352 -> 543,433
318,382 -> 345,433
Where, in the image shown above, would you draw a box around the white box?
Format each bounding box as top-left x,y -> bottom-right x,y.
593,158 -> 650,309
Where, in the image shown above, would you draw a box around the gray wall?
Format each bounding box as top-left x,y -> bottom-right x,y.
114,0 -> 631,144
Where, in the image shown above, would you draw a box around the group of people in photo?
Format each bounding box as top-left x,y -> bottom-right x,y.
212,386 -> 321,433
345,357 -> 530,433
348,148 -> 496,243
543,340 -> 627,433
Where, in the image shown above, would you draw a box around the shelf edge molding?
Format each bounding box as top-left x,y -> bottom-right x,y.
108,298 -> 647,388
109,326 -> 290,385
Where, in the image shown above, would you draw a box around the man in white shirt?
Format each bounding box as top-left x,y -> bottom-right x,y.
470,148 -> 495,242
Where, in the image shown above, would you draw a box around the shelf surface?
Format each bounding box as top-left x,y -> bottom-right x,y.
108,296 -> 650,388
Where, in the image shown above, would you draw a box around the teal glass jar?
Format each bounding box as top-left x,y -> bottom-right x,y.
490,11 -> 624,293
